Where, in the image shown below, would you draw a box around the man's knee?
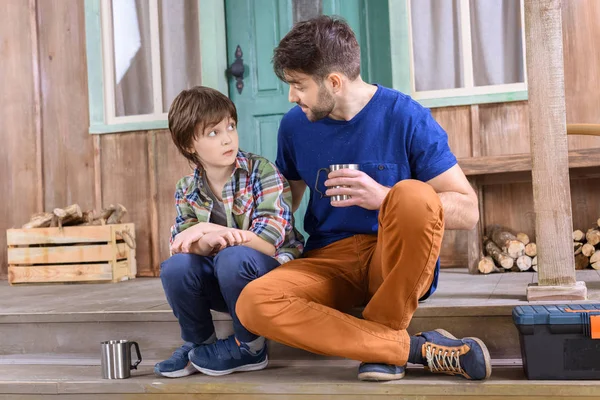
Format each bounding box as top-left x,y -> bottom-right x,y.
382,180 -> 442,224
236,279 -> 272,334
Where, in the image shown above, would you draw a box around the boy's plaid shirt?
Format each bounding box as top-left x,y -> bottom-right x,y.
171,151 -> 304,264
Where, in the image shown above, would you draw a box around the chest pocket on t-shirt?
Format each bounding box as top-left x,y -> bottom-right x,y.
361,163 -> 406,188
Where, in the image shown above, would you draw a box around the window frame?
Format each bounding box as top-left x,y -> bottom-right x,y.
389,0 -> 528,108
84,0 -> 228,134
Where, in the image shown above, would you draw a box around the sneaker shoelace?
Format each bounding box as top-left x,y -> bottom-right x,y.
425,344 -> 465,376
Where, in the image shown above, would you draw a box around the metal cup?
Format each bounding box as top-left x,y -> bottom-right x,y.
101,340 -> 142,379
315,164 -> 360,202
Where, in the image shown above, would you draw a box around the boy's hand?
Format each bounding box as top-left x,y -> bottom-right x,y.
201,229 -> 252,253
171,223 -> 229,254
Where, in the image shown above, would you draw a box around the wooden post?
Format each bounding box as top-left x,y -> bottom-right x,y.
524,0 -> 586,300
466,105 -> 483,274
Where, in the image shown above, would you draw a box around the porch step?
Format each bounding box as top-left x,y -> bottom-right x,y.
0,305 -> 522,363
0,360 -> 598,399
2,270 -> 600,364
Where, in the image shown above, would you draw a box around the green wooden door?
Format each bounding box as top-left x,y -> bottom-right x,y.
224,0 -> 368,238
224,0 -> 310,235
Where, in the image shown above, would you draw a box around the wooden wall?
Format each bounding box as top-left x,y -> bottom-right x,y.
436,0 -> 600,267
0,0 -> 191,279
1,0 -> 600,278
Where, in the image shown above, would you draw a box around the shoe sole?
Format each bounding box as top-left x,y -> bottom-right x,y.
358,370 -> 405,382
191,356 -> 269,377
154,362 -> 198,378
433,328 -> 492,380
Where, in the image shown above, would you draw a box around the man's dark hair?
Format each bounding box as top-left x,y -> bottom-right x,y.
168,86 -> 237,166
273,15 -> 360,82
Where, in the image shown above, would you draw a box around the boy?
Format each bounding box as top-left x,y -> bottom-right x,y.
155,86 -> 304,378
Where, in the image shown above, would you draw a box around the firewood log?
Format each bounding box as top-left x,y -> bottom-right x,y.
591,251 -> 600,270
82,210 -> 96,224
516,232 -> 530,245
582,243 -> 596,257
107,204 -> 127,224
573,229 -> 585,242
483,236 -> 514,270
489,226 -> 525,259
574,242 -> 583,255
516,255 -> 532,271
99,204 -> 117,220
532,256 -> 538,272
53,204 -> 83,227
478,256 -> 499,274
575,253 -> 590,270
586,229 -> 600,246
22,212 -> 54,228
525,243 -> 537,257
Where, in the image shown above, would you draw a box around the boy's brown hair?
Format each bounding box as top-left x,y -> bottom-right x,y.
168,86 -> 238,166
273,15 -> 360,83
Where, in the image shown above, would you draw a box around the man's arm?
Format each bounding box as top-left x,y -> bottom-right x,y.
288,180 -> 307,212
325,164 -> 478,230
426,164 -> 478,230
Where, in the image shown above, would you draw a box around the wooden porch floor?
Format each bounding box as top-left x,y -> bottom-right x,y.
2,269 -> 600,398
1,268 -> 600,316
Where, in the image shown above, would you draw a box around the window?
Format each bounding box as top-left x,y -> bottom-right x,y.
388,0 -> 527,108
85,0 -> 227,134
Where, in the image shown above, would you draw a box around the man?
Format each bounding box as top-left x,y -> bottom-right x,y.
234,15 -> 491,382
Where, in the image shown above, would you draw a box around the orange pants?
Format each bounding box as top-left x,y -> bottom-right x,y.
236,180 -> 444,365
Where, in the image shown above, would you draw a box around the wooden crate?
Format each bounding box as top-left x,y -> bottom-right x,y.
6,223 -> 137,285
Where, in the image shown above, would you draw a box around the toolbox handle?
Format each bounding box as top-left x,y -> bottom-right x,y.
565,309 -> 600,339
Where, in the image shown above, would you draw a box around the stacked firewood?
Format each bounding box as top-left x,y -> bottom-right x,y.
22,204 -> 127,229
478,219 -> 600,274
573,217 -> 600,270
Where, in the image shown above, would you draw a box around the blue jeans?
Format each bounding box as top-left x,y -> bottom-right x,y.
160,246 -> 280,343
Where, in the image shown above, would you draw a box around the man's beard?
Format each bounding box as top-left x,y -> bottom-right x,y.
304,85 -> 335,122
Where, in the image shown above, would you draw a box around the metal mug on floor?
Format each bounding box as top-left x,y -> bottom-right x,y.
315,164 -> 360,202
101,340 -> 142,379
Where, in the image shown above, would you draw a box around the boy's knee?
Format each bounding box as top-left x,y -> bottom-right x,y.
160,253 -> 197,281
214,246 -> 258,284
214,246 -> 255,265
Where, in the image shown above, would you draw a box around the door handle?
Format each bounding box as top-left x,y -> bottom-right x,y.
227,45 -> 245,94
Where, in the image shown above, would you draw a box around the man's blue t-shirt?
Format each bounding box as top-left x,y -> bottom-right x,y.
275,84 -> 457,300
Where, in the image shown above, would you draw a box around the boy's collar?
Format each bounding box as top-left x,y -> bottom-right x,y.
193,151 -> 250,186
234,151 -> 250,173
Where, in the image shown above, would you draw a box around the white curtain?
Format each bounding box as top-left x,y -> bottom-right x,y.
112,0 -> 202,117
470,0 -> 523,86
410,0 -> 524,91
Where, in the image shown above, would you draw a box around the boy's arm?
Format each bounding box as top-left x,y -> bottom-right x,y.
170,187 -> 198,247
246,161 -> 295,257
236,231 -> 276,256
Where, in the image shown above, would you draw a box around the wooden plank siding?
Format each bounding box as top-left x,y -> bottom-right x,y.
1,0 -> 600,278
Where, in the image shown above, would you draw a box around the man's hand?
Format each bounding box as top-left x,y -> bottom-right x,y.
324,169 -> 390,210
171,222 -> 229,254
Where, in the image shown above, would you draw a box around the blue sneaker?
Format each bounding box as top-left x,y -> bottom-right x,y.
357,363 -> 406,381
417,329 -> 491,380
189,335 -> 268,376
154,342 -> 198,378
